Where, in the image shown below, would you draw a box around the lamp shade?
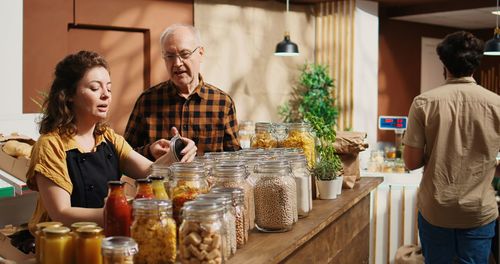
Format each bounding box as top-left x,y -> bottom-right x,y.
484,28 -> 500,56
274,34 -> 299,56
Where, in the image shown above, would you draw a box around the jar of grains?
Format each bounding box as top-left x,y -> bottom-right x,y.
281,123 -> 316,168
179,202 -> 224,264
101,236 -> 138,264
211,187 -> 248,248
250,122 -> 278,149
284,153 -> 312,218
131,199 -> 176,264
169,162 -> 209,225
197,193 -> 237,258
253,160 -> 297,232
75,226 -> 104,264
212,163 -> 255,231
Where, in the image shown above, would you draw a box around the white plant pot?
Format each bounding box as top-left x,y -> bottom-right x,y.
317,179 -> 337,199
335,176 -> 343,195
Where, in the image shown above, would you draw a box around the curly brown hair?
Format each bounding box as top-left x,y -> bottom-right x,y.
39,50 -> 110,137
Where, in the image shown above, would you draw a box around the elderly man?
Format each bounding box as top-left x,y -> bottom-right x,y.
125,24 -> 241,159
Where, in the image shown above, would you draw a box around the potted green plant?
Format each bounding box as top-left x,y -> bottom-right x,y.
279,64 -> 343,199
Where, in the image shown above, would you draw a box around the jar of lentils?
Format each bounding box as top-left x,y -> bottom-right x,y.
250,122 -> 278,149
254,160 -> 297,232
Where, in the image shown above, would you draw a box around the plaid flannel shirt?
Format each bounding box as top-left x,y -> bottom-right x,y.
124,75 -> 241,159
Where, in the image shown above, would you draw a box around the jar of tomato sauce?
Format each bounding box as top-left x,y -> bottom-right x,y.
104,181 -> 132,237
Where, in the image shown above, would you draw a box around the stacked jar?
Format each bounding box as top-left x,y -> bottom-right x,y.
211,187 -> 248,248
169,162 -> 209,225
281,123 -> 316,168
212,163 -> 255,231
179,202 -> 224,264
250,122 -> 278,149
253,159 -> 297,232
101,236 -> 138,264
131,199 -> 176,264
285,153 -> 312,218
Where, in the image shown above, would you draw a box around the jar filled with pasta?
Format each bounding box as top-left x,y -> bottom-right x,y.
131,199 -> 176,264
250,122 -> 278,149
101,236 -> 138,264
281,123 -> 316,167
179,202 -> 224,264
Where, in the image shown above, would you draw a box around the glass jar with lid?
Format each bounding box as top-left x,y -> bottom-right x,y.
281,123 -> 316,168
212,163 -> 255,231
194,155 -> 218,188
35,221 -> 63,263
179,202 -> 224,264
149,175 -> 169,199
131,199 -> 176,264
134,178 -> 154,199
197,193 -> 237,258
101,236 -> 138,264
104,181 -> 132,237
42,226 -> 73,264
211,187 -> 248,248
169,162 -> 209,224
253,160 -> 297,232
75,226 -> 104,264
272,123 -> 288,147
238,120 -> 255,149
250,122 -> 278,149
284,153 -> 312,218
150,163 -> 170,199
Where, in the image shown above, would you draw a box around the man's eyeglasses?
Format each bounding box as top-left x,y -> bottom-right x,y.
163,47 -> 200,62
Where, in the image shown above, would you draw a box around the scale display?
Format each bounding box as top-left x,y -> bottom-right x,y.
378,116 -> 407,130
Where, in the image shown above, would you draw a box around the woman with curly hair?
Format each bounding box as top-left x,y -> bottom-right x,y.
26,50 -> 197,230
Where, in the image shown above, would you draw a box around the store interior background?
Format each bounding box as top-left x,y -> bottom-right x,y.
0,0 -> 499,169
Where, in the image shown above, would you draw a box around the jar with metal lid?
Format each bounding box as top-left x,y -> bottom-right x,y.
281,123 -> 316,167
134,178 -> 154,199
131,199 -> 176,264
75,226 -> 104,264
254,160 -> 297,232
211,187 -> 248,248
272,123 -> 288,147
194,155 -> 218,188
179,202 -> 224,264
150,163 -> 170,199
212,163 -> 255,230
101,236 -> 138,264
250,122 -> 278,149
285,153 -> 312,218
197,193 -> 237,258
169,162 -> 209,224
35,221 -> 63,263
42,226 -> 73,264
104,181 -> 132,237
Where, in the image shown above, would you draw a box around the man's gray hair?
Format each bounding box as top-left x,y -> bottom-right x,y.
160,24 -> 202,54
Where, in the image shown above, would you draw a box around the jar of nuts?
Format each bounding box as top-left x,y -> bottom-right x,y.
169,162 -> 209,225
131,199 -> 176,264
101,236 -> 138,264
254,159 -> 297,232
250,122 -> 278,149
281,123 -> 316,168
211,187 -> 248,249
179,202 -> 224,264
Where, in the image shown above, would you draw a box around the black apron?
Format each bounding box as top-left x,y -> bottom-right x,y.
66,139 -> 121,208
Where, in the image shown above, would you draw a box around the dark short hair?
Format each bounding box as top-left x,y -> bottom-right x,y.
39,50 -> 109,136
436,31 -> 484,77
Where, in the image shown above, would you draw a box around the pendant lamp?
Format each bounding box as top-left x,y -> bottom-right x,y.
484,0 -> 500,56
275,0 -> 299,56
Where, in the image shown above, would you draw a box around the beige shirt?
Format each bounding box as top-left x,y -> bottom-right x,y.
403,77 -> 500,228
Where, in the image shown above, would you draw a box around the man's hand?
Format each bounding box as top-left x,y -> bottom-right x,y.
149,139 -> 171,160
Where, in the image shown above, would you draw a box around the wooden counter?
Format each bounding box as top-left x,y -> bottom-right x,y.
227,177 -> 383,264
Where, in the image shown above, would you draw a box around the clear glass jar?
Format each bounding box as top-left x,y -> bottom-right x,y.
211,187 -> 248,248
272,123 -> 288,147
254,160 -> 297,232
150,163 -> 170,199
212,163 -> 255,231
179,202 -> 224,264
285,153 -> 312,218
197,193 -> 237,258
42,226 -> 73,264
101,236 -> 138,264
194,155 -> 217,188
75,226 -> 104,264
238,120 -> 255,149
104,181 -> 132,237
35,221 -> 62,263
250,122 -> 278,149
169,162 -> 209,224
281,123 -> 316,168
131,199 -> 176,264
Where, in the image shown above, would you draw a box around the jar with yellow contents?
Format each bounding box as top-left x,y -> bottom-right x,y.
281,123 -> 316,167
35,221 -> 62,263
75,226 -> 104,264
250,122 -> 278,149
42,226 -> 73,264
131,198 -> 177,264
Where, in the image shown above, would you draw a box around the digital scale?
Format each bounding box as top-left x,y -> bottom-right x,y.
378,116 -> 408,159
